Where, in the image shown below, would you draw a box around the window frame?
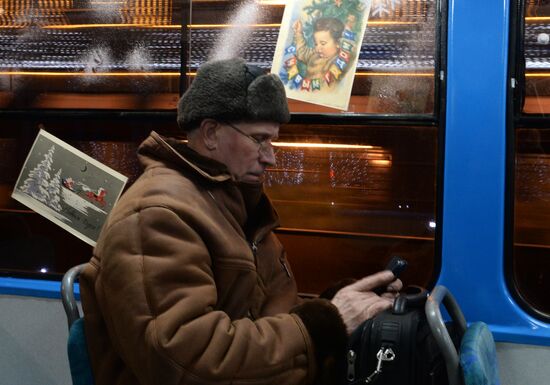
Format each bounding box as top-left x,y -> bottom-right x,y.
506,0 -> 550,323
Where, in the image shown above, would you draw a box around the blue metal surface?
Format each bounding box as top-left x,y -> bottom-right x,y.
0,277 -> 80,300
441,0 -> 550,345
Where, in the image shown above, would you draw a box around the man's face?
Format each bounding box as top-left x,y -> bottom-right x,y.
215,121 -> 279,184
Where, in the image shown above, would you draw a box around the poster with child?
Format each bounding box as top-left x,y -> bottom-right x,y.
272,0 -> 372,111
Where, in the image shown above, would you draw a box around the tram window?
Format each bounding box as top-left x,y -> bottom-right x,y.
0,1 -> 183,110
510,1 -> 550,318
186,0 -> 437,115
267,123 -> 438,293
0,0 -> 442,292
512,128 -> 550,316
524,1 -> 550,114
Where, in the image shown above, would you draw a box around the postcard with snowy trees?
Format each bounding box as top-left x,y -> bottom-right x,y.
271,0 -> 372,110
11,130 -> 128,246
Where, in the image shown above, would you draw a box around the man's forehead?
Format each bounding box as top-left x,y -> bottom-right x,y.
236,121 -> 280,133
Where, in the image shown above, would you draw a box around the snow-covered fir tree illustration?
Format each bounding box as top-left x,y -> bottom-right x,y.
19,145 -> 60,210
19,144 -> 107,216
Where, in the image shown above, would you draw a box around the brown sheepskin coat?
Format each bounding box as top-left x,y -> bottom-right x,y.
80,131 -> 347,385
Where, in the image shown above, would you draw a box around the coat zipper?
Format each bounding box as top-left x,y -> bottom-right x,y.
207,189 -> 289,278
251,239 -> 290,278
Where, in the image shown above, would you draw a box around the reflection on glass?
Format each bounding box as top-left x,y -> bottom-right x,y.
187,0 -> 437,114
0,0 -> 181,109
513,128 -> 550,315
0,0 -> 438,111
0,1 -> 441,290
265,125 -> 437,292
523,1 -> 550,113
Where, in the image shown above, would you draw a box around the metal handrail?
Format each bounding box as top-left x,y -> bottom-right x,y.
61,263 -> 87,330
425,285 -> 468,385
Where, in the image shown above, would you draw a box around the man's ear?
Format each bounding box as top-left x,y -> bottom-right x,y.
199,119 -> 220,151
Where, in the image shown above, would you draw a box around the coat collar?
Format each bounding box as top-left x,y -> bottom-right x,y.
138,131 -> 232,183
138,131 -> 280,240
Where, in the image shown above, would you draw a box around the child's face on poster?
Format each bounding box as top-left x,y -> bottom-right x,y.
314,30 -> 339,58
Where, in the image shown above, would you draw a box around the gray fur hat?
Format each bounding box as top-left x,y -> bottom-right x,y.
177,58 -> 290,130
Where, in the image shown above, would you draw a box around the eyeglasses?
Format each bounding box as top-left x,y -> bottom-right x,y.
223,121 -> 277,156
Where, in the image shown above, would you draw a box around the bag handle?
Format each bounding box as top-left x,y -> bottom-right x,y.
392,285 -> 429,314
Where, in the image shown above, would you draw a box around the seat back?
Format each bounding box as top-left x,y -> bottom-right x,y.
425,285 -> 500,385
460,322 -> 500,385
61,264 -> 94,385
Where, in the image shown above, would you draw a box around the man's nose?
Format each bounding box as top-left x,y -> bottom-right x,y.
259,144 -> 277,167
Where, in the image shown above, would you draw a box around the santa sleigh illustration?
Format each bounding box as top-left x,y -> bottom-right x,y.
62,177 -> 107,206
84,188 -> 107,206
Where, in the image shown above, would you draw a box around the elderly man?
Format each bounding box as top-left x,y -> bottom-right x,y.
80,58 -> 401,385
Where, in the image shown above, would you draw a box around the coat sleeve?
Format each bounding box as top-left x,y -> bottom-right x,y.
92,205 -> 345,385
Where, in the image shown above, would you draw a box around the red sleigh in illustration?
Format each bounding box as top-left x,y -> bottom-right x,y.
62,177 -> 107,206
85,188 -> 107,206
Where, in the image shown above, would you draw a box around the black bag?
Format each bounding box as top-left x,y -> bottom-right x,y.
345,286 -> 458,385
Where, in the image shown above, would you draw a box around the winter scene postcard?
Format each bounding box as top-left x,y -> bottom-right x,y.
12,130 -> 128,246
271,0 -> 372,111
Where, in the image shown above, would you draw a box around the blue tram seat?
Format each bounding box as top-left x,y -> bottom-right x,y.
61,263 -> 94,385
425,285 -> 500,385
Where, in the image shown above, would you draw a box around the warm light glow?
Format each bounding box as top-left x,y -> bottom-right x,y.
273,142 -> 373,149
40,21 -> 417,30
43,23 -> 181,29
0,71 -> 426,78
526,73 -> 550,78
366,152 -> 389,159
368,159 -> 392,166
526,17 -> 550,22
0,71 -> 180,76
182,138 -> 375,151
42,23 -> 282,29
189,23 -> 282,29
356,72 -> 433,77
368,21 -> 419,26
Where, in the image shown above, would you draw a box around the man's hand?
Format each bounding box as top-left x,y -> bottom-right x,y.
331,271 -> 403,334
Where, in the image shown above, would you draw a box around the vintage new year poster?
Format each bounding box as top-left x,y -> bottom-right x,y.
272,0 -> 372,110
12,130 -> 128,246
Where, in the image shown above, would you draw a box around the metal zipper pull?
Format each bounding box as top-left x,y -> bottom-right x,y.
347,349 -> 356,382
365,347 -> 395,383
